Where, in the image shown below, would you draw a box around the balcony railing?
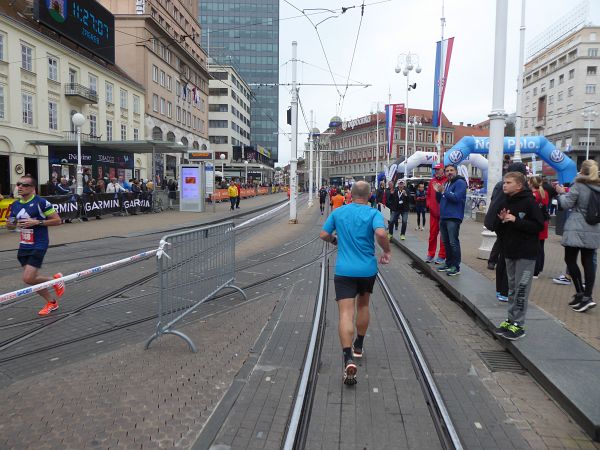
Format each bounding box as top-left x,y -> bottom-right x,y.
63,131 -> 101,141
64,83 -> 98,104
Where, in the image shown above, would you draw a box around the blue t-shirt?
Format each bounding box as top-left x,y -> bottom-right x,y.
322,203 -> 386,277
9,195 -> 56,250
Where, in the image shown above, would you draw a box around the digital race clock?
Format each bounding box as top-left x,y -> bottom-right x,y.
34,0 -> 115,65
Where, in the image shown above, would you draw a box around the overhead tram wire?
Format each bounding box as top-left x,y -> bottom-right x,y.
339,1 -> 366,115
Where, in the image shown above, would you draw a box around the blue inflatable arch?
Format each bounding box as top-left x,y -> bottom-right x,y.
443,136 -> 577,184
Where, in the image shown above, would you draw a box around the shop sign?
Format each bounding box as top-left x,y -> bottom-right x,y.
188,151 -> 213,160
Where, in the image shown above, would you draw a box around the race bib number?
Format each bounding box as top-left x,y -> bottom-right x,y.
20,228 -> 34,245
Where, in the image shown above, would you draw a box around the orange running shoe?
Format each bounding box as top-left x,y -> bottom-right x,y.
38,301 -> 59,316
53,273 -> 65,297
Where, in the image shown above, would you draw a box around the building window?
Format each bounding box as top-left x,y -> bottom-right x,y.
558,91 -> 563,101
589,48 -> 598,57
133,95 -> 140,114
0,34 -> 4,61
106,82 -> 114,104
152,65 -> 158,82
120,89 -> 128,109
176,106 -> 181,122
89,114 -> 97,137
160,70 -> 165,87
569,69 -> 575,79
533,87 -> 537,96
548,95 -> 554,105
591,32 -> 597,41
176,80 -> 181,97
69,68 -> 77,84
152,94 -> 158,112
0,85 -> 4,119
187,111 -> 191,126
133,128 -> 139,140
48,101 -> 57,130
559,74 -> 564,84
549,79 -> 554,88
588,66 -> 597,75
22,93 -> 33,125
166,75 -> 172,91
586,84 -> 596,94
167,101 -> 172,118
21,43 -> 33,71
106,120 -> 113,140
88,74 -> 98,94
568,86 -> 574,97
48,56 -> 59,81
209,120 -> 228,128
160,97 -> 165,114
121,124 -> 127,140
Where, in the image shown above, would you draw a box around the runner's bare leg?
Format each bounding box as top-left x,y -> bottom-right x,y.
337,298 -> 356,348
22,265 -> 53,303
355,293 -> 371,336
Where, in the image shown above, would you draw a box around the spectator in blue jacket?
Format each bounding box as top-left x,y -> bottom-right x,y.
434,164 -> 467,276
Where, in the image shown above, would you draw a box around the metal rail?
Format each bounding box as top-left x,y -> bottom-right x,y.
377,273 -> 464,450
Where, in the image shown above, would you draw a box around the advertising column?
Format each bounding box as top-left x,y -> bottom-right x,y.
180,165 -> 203,212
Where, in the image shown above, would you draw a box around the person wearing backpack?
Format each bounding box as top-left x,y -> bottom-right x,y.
555,159 -> 600,312
528,176 -> 550,278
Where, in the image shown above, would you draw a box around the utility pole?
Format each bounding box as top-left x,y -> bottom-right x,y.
289,41 -> 299,223
308,109 -> 314,207
479,0 -> 508,259
436,0 -> 446,160
375,102 -> 380,183
513,0 -> 526,162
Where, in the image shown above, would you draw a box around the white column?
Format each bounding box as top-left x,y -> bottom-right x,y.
289,41 -> 299,223
404,76 -> 410,180
308,110 -> 314,207
513,0 -> 526,162
479,0 -> 508,260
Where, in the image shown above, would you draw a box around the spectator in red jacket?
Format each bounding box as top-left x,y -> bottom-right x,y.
425,164 -> 447,264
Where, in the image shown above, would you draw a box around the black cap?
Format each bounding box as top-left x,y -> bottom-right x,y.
507,162 -> 528,175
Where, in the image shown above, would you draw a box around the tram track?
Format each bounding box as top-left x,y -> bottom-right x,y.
282,259 -> 464,450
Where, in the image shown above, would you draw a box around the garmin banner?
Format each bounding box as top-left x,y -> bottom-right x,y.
45,195 -> 80,220
42,193 -> 153,218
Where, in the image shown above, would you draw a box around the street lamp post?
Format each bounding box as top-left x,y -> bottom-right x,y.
220,153 -> 226,181
582,109 -> 598,160
71,113 -> 86,196
244,160 -> 249,184
395,52 -> 421,180
409,115 -> 422,176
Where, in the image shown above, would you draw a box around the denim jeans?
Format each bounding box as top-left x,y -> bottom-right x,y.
439,219 -> 462,269
388,211 -> 408,235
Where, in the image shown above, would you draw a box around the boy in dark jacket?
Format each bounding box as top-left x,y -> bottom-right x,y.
494,171 -> 544,340
385,181 -> 409,240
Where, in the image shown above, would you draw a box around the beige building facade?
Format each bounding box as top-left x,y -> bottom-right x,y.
99,0 -> 209,181
0,4 -> 147,196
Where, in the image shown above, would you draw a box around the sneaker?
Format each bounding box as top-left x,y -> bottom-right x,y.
53,273 -> 65,297
494,320 -> 511,336
569,293 -> 584,307
400,235 -> 406,240
425,255 -> 434,263
387,233 -> 393,241
434,257 -> 445,265
415,226 -> 420,231
446,267 -> 461,276
503,324 -> 526,340
38,301 -> 59,316
497,294 -> 508,302
343,359 -> 357,385
532,275 -> 539,279
573,297 -> 597,312
352,345 -> 363,359
552,275 -> 572,285
437,264 -> 451,272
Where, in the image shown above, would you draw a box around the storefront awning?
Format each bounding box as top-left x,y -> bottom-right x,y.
26,139 -> 189,154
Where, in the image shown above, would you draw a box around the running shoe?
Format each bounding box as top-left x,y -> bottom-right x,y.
38,301 -> 59,316
434,257 -> 445,265
552,275 -> 572,285
573,298 -> 597,312
569,293 -> 584,307
343,359 -> 357,385
400,235 -> 406,240
494,320 -> 511,336
387,233 -> 393,241
436,264 -> 451,272
497,294 -> 508,302
352,345 -> 363,359
53,273 -> 65,297
446,267 -> 461,276
503,324 -> 526,340
425,255 -> 434,263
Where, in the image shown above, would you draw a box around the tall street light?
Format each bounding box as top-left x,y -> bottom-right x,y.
409,115 -> 422,176
395,52 -> 421,180
220,153 -> 226,180
71,113 -> 86,196
244,160 -> 249,184
582,109 -> 598,160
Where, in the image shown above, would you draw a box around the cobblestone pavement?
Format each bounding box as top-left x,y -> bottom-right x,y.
399,212 -> 600,352
386,244 -> 600,450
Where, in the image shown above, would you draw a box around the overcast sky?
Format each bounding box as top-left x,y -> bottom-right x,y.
274,0 -> 588,165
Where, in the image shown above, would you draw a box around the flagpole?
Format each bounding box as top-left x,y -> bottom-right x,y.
375,103 -> 380,183
436,0 -> 446,161
388,88 -> 391,166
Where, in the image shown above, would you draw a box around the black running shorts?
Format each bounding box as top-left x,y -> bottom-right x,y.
17,249 -> 47,269
334,275 -> 376,301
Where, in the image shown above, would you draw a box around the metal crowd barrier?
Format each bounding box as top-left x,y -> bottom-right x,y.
464,194 -> 487,219
145,221 -> 246,352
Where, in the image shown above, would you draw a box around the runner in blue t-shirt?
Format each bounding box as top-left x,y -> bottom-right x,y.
320,181 -> 391,385
7,176 -> 65,316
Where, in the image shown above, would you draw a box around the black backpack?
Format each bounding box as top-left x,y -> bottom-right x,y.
584,184 -> 600,225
